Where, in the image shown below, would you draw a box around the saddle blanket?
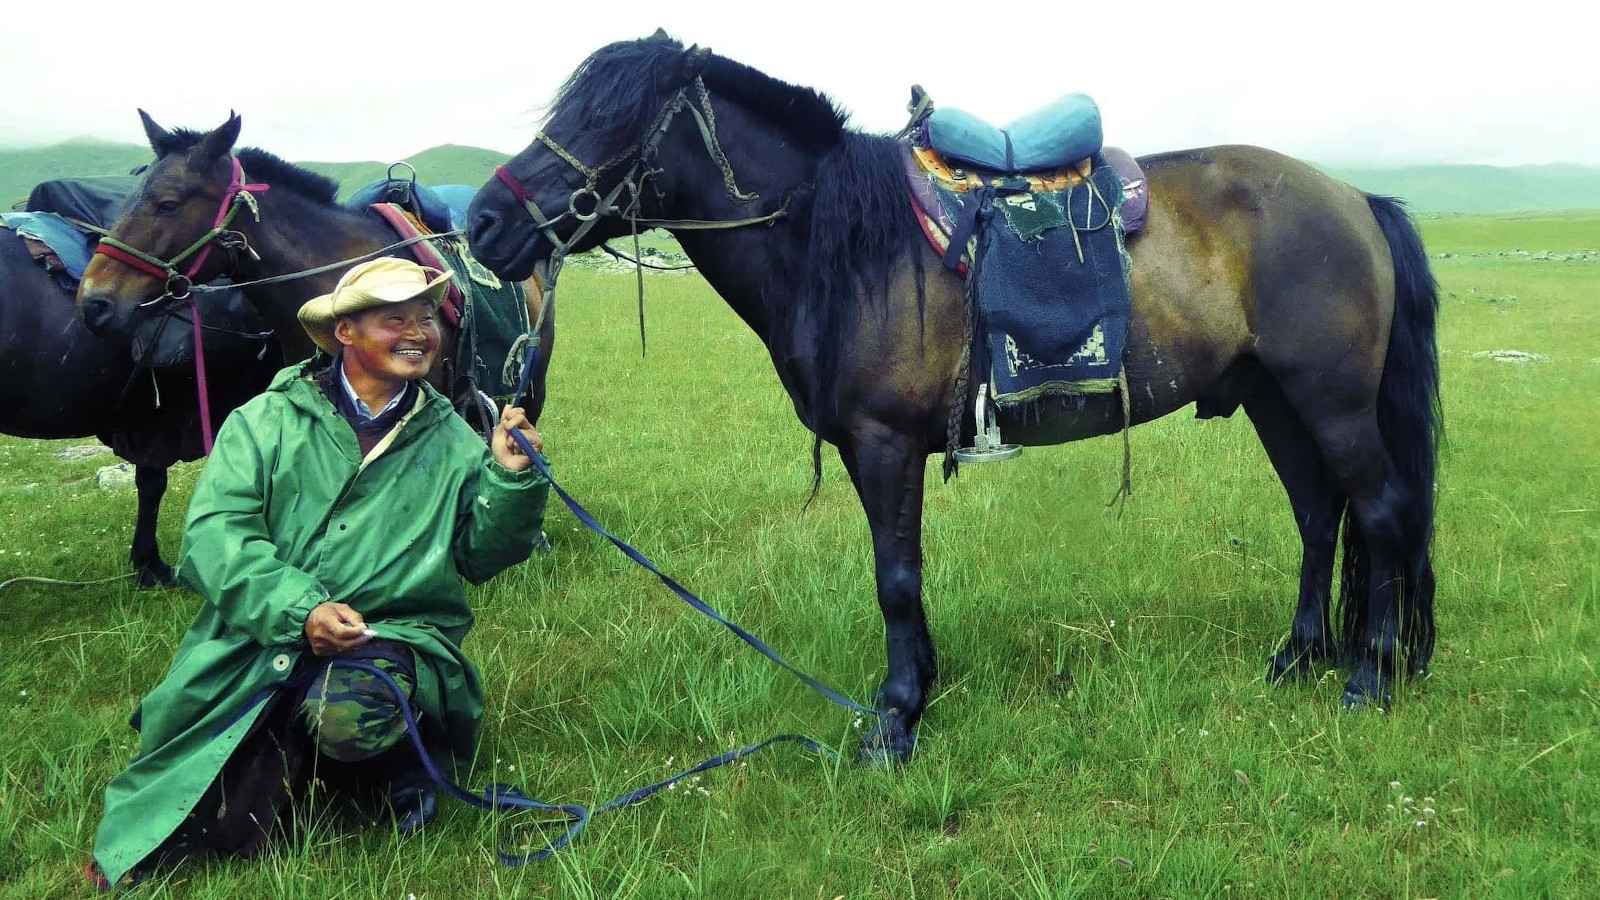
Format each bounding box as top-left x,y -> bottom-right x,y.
0,211 -> 94,281
2,176 -> 143,286
904,144 -> 1136,405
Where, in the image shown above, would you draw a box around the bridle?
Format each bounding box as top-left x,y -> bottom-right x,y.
95,156 -> 269,303
492,69 -> 791,350
91,156 -> 270,453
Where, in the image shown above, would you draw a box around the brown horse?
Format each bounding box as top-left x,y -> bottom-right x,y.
2,186 -> 279,586
466,34 -> 1441,762
77,113 -> 554,426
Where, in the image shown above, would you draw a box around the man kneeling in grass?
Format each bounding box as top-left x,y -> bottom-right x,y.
88,258 -> 549,888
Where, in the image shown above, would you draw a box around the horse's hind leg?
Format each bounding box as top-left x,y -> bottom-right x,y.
1299,411 -> 1423,707
1244,381 -> 1345,682
131,464 -> 176,588
839,426 -> 935,764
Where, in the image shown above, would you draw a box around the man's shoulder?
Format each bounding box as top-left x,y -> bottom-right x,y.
408,382 -> 487,447
222,364 -> 323,429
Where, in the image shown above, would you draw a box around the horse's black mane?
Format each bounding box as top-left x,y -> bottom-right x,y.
547,35 -> 847,153
163,127 -> 340,204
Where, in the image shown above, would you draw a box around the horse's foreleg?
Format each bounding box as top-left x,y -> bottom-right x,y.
131,464 -> 175,588
840,427 -> 934,764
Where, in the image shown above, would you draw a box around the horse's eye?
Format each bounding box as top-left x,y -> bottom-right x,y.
155,200 -> 181,214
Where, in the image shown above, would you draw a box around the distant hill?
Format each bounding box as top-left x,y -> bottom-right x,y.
2,140 -> 509,209
298,144 -> 511,198
6,138 -> 1599,216
0,139 -> 152,206
1319,163 -> 1600,216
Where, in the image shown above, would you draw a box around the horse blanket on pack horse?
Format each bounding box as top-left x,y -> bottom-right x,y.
348,179 -> 534,409
3,176 -> 269,347
2,176 -> 141,289
901,91 -> 1149,415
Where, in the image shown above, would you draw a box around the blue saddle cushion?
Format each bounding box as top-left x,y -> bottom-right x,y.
928,93 -> 1103,173
345,179 -> 474,234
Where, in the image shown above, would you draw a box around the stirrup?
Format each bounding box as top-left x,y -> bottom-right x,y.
955,383 -> 1021,463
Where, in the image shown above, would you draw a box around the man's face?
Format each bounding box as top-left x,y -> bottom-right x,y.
334,298 -> 441,383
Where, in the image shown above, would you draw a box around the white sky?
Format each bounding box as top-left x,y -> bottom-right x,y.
4,0 -> 1595,167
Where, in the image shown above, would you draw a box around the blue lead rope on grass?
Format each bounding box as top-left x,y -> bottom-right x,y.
224,341 -> 879,866
320,344 -> 880,865
506,335 -> 879,720
334,659 -> 832,866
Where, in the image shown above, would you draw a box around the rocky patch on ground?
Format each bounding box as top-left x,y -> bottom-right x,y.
55,444 -> 111,461
1471,350 -> 1548,363
1436,249 -> 1600,262
567,245 -> 696,275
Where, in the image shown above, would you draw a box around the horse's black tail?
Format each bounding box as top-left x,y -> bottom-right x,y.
1338,195 -> 1441,673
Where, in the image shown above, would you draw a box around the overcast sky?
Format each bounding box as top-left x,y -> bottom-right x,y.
4,0 -> 1595,167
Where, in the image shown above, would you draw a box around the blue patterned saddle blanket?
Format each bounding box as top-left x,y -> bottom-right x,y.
902,136 -> 1136,405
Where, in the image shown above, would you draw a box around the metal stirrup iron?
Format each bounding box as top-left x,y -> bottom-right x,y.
955,383 -> 1021,463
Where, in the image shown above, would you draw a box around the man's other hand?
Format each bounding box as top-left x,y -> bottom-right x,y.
305,602 -> 371,657
492,406 -> 543,473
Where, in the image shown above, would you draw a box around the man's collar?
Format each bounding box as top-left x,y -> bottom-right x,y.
338,357 -> 407,423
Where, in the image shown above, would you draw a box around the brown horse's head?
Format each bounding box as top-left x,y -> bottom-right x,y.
78,111 -> 245,362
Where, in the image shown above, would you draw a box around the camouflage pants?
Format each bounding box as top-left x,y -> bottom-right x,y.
297,655 -> 415,762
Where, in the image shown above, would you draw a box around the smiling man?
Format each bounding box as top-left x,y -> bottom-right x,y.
88,258 -> 550,888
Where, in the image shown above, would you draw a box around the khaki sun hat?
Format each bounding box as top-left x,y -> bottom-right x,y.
297,257 -> 453,354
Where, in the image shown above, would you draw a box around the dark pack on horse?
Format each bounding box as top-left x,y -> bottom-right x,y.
76,112 -> 555,435
1,176 -> 279,586
466,33 -> 1441,761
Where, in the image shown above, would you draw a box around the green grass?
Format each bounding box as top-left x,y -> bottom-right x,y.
2,212 -> 1597,897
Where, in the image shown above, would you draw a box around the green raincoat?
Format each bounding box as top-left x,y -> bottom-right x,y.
92,361 -> 549,885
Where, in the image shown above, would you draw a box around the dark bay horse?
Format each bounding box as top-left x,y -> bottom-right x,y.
1,227 -> 278,586
77,113 -> 555,426
466,34 -> 1441,761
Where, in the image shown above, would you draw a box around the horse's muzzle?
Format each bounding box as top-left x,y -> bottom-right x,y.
80,295 -> 120,335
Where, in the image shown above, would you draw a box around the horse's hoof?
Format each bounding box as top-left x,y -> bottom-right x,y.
133,560 -> 176,589
1340,672 -> 1392,710
1267,649 -> 1315,684
856,722 -> 915,767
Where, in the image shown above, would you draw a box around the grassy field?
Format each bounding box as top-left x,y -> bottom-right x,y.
1,212 -> 1596,897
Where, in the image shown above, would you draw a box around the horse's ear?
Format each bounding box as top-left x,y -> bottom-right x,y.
196,112 -> 242,161
647,27 -> 671,42
681,44 -> 712,79
139,109 -> 177,157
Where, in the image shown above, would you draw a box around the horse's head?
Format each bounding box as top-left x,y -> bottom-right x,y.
78,110 -> 256,363
467,30 -> 711,281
